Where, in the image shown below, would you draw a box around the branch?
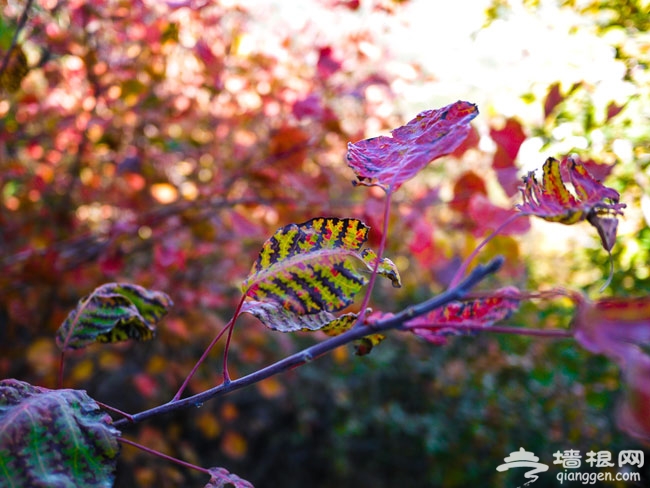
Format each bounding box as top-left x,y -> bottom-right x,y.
113,256 -> 503,428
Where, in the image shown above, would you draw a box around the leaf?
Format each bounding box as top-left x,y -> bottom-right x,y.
0,45 -> 29,93
56,283 -> 173,351
0,379 -> 120,487
241,300 -> 337,332
346,101 -> 478,189
320,312 -> 385,356
489,117 -> 526,161
467,194 -> 530,237
573,296 -> 650,441
517,157 -> 626,251
406,287 -> 520,344
543,82 -> 564,118
205,466 -> 254,488
241,217 -> 401,321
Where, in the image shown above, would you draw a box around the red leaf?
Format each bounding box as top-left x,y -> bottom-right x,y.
544,82 -> 564,118
406,287 -> 520,344
574,296 -> 650,441
618,349 -> 650,442
574,296 -> 650,359
606,101 -> 625,122
492,146 -> 520,197
346,101 -> 478,189
489,118 -> 526,161
468,194 -> 530,236
317,46 -> 342,80
450,171 -> 487,213
451,125 -> 480,158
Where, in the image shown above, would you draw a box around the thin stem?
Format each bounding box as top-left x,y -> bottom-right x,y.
357,187 -> 393,323
449,212 -> 526,288
118,437 -> 211,476
221,296 -> 246,384
404,323 -> 574,338
96,401 -> 134,422
113,256 -> 503,429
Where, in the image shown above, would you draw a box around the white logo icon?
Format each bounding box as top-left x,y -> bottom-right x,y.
496,447 -> 549,486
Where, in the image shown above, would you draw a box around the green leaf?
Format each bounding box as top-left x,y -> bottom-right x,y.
241,217 -> 401,321
0,379 -> 120,487
55,283 -> 173,351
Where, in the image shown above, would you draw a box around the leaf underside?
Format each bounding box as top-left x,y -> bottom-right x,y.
55,283 -> 173,351
241,217 -> 400,332
0,379 -> 120,488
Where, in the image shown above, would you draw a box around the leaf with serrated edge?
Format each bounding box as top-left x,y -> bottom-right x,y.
242,218 -> 401,321
56,283 -> 173,351
0,379 -> 120,487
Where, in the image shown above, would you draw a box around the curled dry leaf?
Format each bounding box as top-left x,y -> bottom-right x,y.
517,156 -> 626,254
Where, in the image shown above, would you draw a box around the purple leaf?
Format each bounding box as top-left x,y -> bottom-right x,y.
346,101 -> 478,189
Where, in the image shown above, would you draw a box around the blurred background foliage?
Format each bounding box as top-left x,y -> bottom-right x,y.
1,0 -> 649,486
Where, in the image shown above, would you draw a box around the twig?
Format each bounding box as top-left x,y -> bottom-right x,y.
113,256 -> 503,428
118,437 -> 211,475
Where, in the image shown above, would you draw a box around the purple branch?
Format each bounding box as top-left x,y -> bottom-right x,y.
113,256 -> 504,429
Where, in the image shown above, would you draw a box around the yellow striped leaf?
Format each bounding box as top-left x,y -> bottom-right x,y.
241,217 -> 401,331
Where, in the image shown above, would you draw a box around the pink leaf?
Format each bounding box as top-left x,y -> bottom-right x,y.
573,296 -> 650,441
406,287 -> 520,343
317,46 -> 342,80
468,194 -> 530,237
492,146 -> 521,197
346,101 -> 478,189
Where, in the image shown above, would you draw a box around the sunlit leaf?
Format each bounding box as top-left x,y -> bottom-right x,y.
0,379 -> 120,487
406,287 -> 520,344
55,283 -> 173,351
346,101 -> 478,189
241,217 -> 401,323
205,466 -> 254,488
517,157 -> 625,252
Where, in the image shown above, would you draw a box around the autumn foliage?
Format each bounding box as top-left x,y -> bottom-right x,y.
1,0 -> 650,487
